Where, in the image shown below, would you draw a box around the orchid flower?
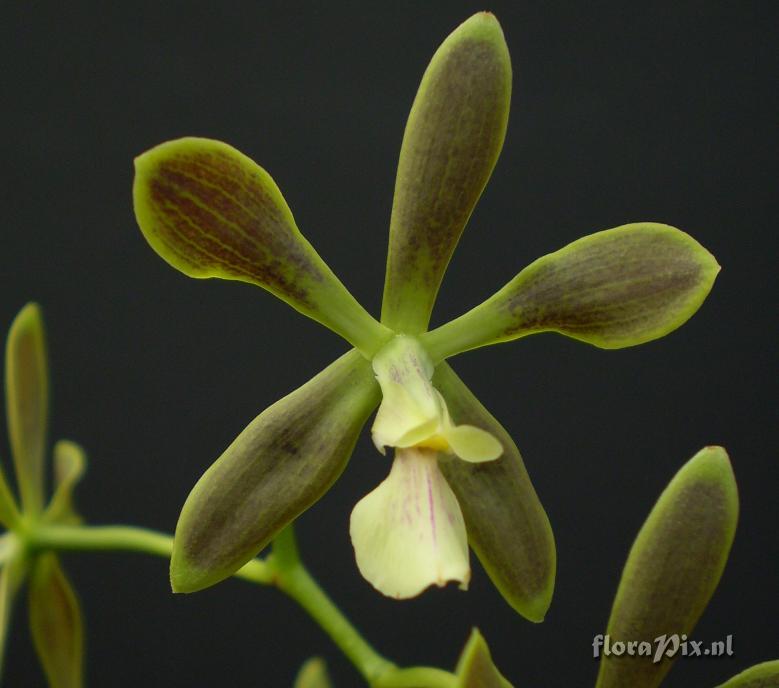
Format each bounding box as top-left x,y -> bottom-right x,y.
0,304 -> 86,687
132,13 -> 719,621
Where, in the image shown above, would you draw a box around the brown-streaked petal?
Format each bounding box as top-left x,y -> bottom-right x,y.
134,137 -> 390,356
44,441 -> 87,525
455,629 -> 513,688
381,12 -> 512,334
595,446 -> 738,688
714,660 -> 779,688
433,363 -> 556,623
171,349 -> 380,593
5,303 -> 49,515
28,553 -> 84,688
423,223 -> 720,360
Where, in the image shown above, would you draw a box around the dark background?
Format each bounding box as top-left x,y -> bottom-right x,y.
1,1 -> 776,686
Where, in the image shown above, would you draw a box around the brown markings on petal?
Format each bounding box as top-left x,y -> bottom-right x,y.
503,231 -> 702,342
434,363 -> 554,620
599,478 -> 734,688
148,147 -> 322,305
384,36 -> 510,327
179,351 -> 380,579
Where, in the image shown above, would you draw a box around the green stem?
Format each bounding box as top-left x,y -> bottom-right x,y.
373,667 -> 456,688
27,523 -> 456,687
27,524 -> 272,585
271,525 -> 396,685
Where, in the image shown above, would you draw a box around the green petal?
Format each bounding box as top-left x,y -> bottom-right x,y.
595,446 -> 738,688
714,660 -> 779,688
423,223 -> 720,360
293,657 -> 332,688
455,629 -> 513,688
433,363 -> 555,623
28,553 -> 84,688
5,302 -> 49,515
44,441 -> 87,525
0,553 -> 28,678
381,12 -> 511,334
133,137 -> 389,355
171,350 -> 380,593
0,460 -> 20,530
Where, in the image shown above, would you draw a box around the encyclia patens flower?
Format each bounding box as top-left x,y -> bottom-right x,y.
132,13 -> 719,621
0,304 -> 86,687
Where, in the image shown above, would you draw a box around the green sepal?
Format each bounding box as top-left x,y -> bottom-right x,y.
44,441 -> 87,525
0,534 -> 16,567
28,553 -> 84,688
171,350 -> 380,593
0,460 -> 20,530
0,553 -> 28,678
5,302 -> 49,515
455,629 -> 513,688
423,223 -> 720,360
381,12 -> 511,334
293,657 -> 332,688
595,446 -> 738,688
714,660 -> 779,688
133,137 -> 389,355
433,363 -> 556,623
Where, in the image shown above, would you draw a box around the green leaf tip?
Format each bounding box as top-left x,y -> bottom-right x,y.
715,660 -> 779,688
424,223 -> 720,360
5,301 -> 49,515
170,350 -> 379,593
133,137 -> 389,355
595,445 -> 738,688
455,629 -> 513,688
381,11 -> 511,333
434,363 -> 556,623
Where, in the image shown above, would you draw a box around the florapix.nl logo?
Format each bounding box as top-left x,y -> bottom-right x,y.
593,634 -> 734,664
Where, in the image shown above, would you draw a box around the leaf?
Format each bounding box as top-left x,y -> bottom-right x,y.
433,363 -> 556,623
454,629 -> 513,688
28,553 -> 84,688
171,349 -> 380,593
714,660 -> 779,688
424,223 -> 720,360
293,657 -> 332,688
595,446 -> 739,688
133,137 -> 389,355
44,441 -> 87,525
381,12 -> 511,334
5,302 -> 49,515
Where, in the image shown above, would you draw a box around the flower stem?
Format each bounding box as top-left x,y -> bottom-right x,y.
271,525 -> 397,685
27,523 -> 448,686
27,524 -> 273,585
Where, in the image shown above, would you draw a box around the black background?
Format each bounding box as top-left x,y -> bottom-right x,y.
1,1 -> 776,686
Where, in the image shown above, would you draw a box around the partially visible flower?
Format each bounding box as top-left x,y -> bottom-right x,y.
133,13 -> 719,621
592,447 -> 772,688
0,303 -> 86,687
